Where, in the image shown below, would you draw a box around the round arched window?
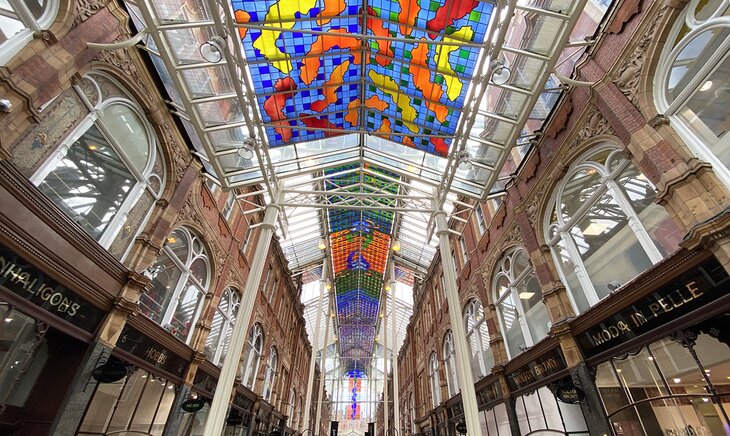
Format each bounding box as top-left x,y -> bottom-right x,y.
242,323 -> 264,390
655,0 -> 730,186
463,299 -> 494,379
205,287 -> 241,365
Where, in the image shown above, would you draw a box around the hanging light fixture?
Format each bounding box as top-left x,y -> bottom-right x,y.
457,150 -> 471,170
318,239 -> 327,250
325,282 -> 332,290
391,240 -> 401,252
237,137 -> 255,160
490,59 -> 511,85
199,36 -> 225,63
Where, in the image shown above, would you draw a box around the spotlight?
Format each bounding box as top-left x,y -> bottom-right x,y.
384,285 -> 391,292
391,241 -> 401,252
490,59 -> 511,85
237,137 -> 255,160
199,36 -> 225,63
318,239 -> 327,250
325,282 -> 332,290
457,150 -> 471,170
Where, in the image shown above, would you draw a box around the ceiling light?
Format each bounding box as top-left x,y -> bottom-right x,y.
87,143 -> 98,151
199,36 -> 225,63
391,241 -> 401,252
457,150 -> 471,170
700,80 -> 713,92
673,378 -> 681,384
237,137 -> 255,160
318,239 -> 327,250
325,282 -> 332,290
582,222 -> 609,236
167,236 -> 177,244
518,291 -> 535,300
384,285 -> 391,292
490,59 -> 511,85
616,369 -> 622,373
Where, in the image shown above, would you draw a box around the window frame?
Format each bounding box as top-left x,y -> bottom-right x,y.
463,298 -> 493,379
0,0 -> 58,65
206,287 -> 241,365
429,351 -> 441,407
262,346 -> 278,402
242,323 -> 264,390
442,330 -> 459,398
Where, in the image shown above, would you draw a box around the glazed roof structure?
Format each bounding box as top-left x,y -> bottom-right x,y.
125,0 -> 610,373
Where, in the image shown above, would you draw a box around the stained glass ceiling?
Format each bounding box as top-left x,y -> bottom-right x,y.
125,0 -> 610,377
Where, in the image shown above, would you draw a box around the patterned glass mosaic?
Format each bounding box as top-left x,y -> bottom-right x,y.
232,0 -> 494,156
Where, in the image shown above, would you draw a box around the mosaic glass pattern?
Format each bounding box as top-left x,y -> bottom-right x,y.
325,164 -> 398,371
232,0 -> 494,156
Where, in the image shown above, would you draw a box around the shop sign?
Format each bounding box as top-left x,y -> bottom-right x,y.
330,421 -> 339,436
92,360 -> 129,383
116,325 -> 187,377
476,381 -> 501,408
181,398 -> 207,413
455,421 -> 467,435
554,383 -> 585,404
507,347 -> 567,391
578,257 -> 730,358
0,244 -> 104,332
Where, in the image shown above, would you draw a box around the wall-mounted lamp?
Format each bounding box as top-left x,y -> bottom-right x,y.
318,239 -> 327,250
199,36 -> 225,63
325,282 -> 332,290
391,241 -> 401,252
490,59 -> 511,85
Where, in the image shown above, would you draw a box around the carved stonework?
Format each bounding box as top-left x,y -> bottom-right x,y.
161,123 -> 192,182
92,48 -> 152,106
503,224 -> 523,247
524,183 -> 548,226
613,5 -> 669,108
73,0 -> 110,27
564,109 -> 614,158
176,196 -> 227,280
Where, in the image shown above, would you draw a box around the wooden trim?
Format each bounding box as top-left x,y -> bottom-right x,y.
125,314 -> 195,361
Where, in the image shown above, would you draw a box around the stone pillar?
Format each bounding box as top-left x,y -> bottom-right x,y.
97,271 -> 149,347
47,340 -> 113,435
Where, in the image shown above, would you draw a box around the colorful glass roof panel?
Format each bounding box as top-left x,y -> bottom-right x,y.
232,0 -> 494,156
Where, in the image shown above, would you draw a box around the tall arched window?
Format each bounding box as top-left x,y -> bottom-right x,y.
242,323 -> 264,390
493,246 -> 549,358
463,298 -> 494,380
205,287 -> 240,365
545,145 -> 682,314
409,392 -> 416,435
442,331 -> 459,398
429,352 -> 441,407
139,227 -> 210,343
287,387 -> 296,426
32,73 -> 164,250
655,1 -> 730,187
262,346 -> 278,402
0,0 -> 58,65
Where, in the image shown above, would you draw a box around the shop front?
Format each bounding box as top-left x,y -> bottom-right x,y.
577,255 -> 730,436
0,242 -> 107,435
76,321 -> 189,435
475,378 -> 510,436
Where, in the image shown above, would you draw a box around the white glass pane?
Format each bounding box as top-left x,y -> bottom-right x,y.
100,104 -> 151,173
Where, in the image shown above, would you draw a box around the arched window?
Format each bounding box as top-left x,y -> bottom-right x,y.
493,246 -> 549,358
287,387 -> 296,426
297,396 -> 303,431
463,298 -> 494,380
32,73 -> 163,250
428,352 -> 441,407
442,331 -> 459,398
409,392 -> 416,435
0,0 -> 58,65
545,145 -> 682,314
242,323 -> 264,390
205,287 -> 240,365
655,1 -> 730,187
139,227 -> 210,343
262,346 -> 278,402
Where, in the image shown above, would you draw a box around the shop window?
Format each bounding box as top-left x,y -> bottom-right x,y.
242,323 -> 264,390
478,403 -> 511,436
205,287 -> 241,365
262,346 -> 278,402
595,317 -> 730,436
32,74 -> 164,251
493,246 -> 550,358
655,1 -> 730,187
545,145 -> 682,314
443,331 -> 459,398
139,227 -> 211,343
514,386 -> 589,435
464,298 -> 494,380
429,351 -> 441,407
0,303 -> 49,408
77,368 -> 177,435
177,398 -> 210,436
0,0 -> 57,65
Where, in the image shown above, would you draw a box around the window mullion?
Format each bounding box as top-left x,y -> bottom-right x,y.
665,40 -> 730,115
560,230 -> 600,306
8,0 -> 40,31
162,270 -> 189,324
605,179 -> 663,263
184,286 -> 206,344
510,286 -> 533,347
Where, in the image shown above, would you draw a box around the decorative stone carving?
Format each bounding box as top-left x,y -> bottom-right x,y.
161,123 -> 192,182
73,0 -> 110,27
92,48 -> 152,106
176,195 -> 227,280
613,5 -> 669,107
524,183 -> 548,226
564,109 -> 614,158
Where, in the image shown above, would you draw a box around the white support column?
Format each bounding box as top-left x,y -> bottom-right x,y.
204,187 -> 282,436
315,302 -> 332,433
390,273 -> 400,436
432,198 -> 480,436
303,263 -> 328,434
382,297 -> 389,436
